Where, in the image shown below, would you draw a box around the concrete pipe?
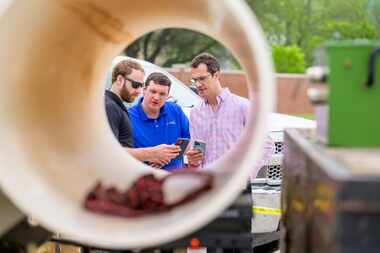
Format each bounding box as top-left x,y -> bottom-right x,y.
0,0 -> 275,249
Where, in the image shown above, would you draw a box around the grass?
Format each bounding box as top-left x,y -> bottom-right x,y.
292,113 -> 315,120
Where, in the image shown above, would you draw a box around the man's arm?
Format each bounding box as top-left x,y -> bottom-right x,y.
240,96 -> 250,126
127,147 -> 156,162
127,145 -> 181,166
187,108 -> 204,168
105,103 -> 120,138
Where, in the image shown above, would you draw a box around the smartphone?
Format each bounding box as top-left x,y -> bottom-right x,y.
193,140 -> 206,154
175,137 -> 190,158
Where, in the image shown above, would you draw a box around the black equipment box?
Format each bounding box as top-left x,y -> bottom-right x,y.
281,129 -> 380,253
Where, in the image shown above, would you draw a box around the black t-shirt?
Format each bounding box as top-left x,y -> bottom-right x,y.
105,90 -> 134,148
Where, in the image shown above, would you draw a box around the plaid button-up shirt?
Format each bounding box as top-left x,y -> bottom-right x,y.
189,88 -> 273,174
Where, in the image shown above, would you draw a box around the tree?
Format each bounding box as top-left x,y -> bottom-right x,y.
367,0 -> 380,37
246,0 -> 377,67
123,1 -> 379,72
123,29 -> 236,68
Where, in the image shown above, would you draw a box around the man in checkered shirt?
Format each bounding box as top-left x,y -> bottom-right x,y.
187,53 -> 273,178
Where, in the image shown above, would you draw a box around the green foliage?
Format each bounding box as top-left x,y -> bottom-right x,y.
124,0 -> 379,69
368,0 -> 380,37
324,21 -> 376,39
272,45 -> 305,73
246,0 -> 379,66
124,29 -> 237,68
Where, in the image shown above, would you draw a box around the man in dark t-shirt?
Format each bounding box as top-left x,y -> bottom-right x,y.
105,59 -> 181,167
105,90 -> 134,147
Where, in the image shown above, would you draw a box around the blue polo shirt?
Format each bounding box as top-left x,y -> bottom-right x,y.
128,97 -> 190,171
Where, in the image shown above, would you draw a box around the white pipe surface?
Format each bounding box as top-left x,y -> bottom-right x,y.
0,0 -> 275,249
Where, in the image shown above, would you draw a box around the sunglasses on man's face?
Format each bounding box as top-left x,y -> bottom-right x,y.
124,76 -> 144,89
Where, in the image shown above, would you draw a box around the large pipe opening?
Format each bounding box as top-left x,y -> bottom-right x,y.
0,0 -> 275,249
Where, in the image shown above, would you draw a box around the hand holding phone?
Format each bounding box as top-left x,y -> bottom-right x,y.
186,140 -> 206,167
193,140 -> 206,154
175,138 -> 190,158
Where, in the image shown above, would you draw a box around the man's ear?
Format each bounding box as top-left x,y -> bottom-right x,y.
213,71 -> 220,79
116,75 -> 124,84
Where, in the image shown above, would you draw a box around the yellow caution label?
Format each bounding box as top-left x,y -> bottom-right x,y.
252,206 -> 282,216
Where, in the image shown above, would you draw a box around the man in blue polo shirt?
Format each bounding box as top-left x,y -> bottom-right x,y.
128,72 -> 190,171
106,59 -> 181,167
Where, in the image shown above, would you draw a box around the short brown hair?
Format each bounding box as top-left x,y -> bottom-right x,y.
191,53 -> 220,75
145,72 -> 171,89
112,59 -> 144,83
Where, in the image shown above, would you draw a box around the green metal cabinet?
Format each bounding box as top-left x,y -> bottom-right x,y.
327,40 -> 380,147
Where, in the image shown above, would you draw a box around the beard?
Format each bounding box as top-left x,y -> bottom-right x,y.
121,86 -> 134,103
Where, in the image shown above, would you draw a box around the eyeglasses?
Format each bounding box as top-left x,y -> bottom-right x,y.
190,74 -> 211,86
124,76 -> 143,89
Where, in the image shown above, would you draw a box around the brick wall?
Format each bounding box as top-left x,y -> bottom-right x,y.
168,68 -> 314,115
